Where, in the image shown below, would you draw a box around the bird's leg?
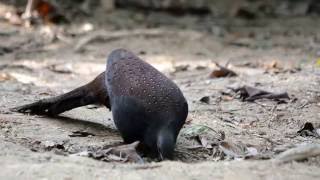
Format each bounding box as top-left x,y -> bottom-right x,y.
11,72 -> 110,116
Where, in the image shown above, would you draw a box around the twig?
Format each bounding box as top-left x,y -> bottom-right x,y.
74,29 -> 178,52
274,144 -> 320,164
132,164 -> 162,170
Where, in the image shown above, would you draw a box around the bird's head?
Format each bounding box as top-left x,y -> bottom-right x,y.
156,127 -> 176,160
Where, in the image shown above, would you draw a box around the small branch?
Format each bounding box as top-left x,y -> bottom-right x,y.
274,144 -> 320,164
74,29 -> 178,52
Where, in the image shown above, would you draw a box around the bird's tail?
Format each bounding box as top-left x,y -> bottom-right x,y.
11,72 -> 110,116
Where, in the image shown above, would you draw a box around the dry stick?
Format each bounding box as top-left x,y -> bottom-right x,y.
132,164 -> 162,170
74,29 -> 178,52
274,144 -> 320,164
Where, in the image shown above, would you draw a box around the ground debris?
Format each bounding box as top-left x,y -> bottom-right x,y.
29,140 -> 66,152
47,63 -> 73,74
233,60 -> 301,74
132,164 -> 161,170
297,122 -> 320,138
173,64 -> 189,73
274,144 -> 320,164
229,85 -> 290,102
72,141 -> 143,163
199,96 -> 210,104
0,64 -> 34,72
69,130 -> 95,137
219,141 -> 258,159
209,62 -> 237,78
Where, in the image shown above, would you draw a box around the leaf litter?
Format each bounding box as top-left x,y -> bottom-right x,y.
228,85 -> 290,102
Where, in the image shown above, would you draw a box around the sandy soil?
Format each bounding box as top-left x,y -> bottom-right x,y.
1,10 -> 320,179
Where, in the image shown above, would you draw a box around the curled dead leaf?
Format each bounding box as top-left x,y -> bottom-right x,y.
209,62 -> 237,78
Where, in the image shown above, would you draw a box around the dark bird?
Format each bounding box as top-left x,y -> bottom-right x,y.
13,49 -> 188,160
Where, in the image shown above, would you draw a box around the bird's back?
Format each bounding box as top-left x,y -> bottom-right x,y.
106,49 -> 187,116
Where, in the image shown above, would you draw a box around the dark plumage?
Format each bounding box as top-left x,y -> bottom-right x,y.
106,49 -> 188,159
13,49 -> 188,160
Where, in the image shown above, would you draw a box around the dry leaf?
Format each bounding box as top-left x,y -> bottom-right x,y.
230,85 -> 289,102
90,141 -> 143,163
209,62 -> 237,78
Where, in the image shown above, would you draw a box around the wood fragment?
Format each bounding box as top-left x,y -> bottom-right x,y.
274,144 -> 320,164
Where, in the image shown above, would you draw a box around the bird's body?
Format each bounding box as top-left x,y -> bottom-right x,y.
13,49 -> 188,160
106,49 -> 188,158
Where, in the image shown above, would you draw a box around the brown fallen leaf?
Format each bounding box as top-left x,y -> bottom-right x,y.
209,62 -> 237,78
230,85 -> 290,102
34,0 -> 68,24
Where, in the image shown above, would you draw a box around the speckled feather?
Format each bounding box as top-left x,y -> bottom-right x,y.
105,49 -> 188,158
106,49 -> 186,114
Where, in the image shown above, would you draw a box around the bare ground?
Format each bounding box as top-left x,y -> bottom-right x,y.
1,11 -> 320,179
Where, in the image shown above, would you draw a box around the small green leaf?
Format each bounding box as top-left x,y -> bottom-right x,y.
316,58 -> 320,67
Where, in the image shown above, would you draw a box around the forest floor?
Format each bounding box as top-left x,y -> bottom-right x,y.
1,9 -> 320,179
